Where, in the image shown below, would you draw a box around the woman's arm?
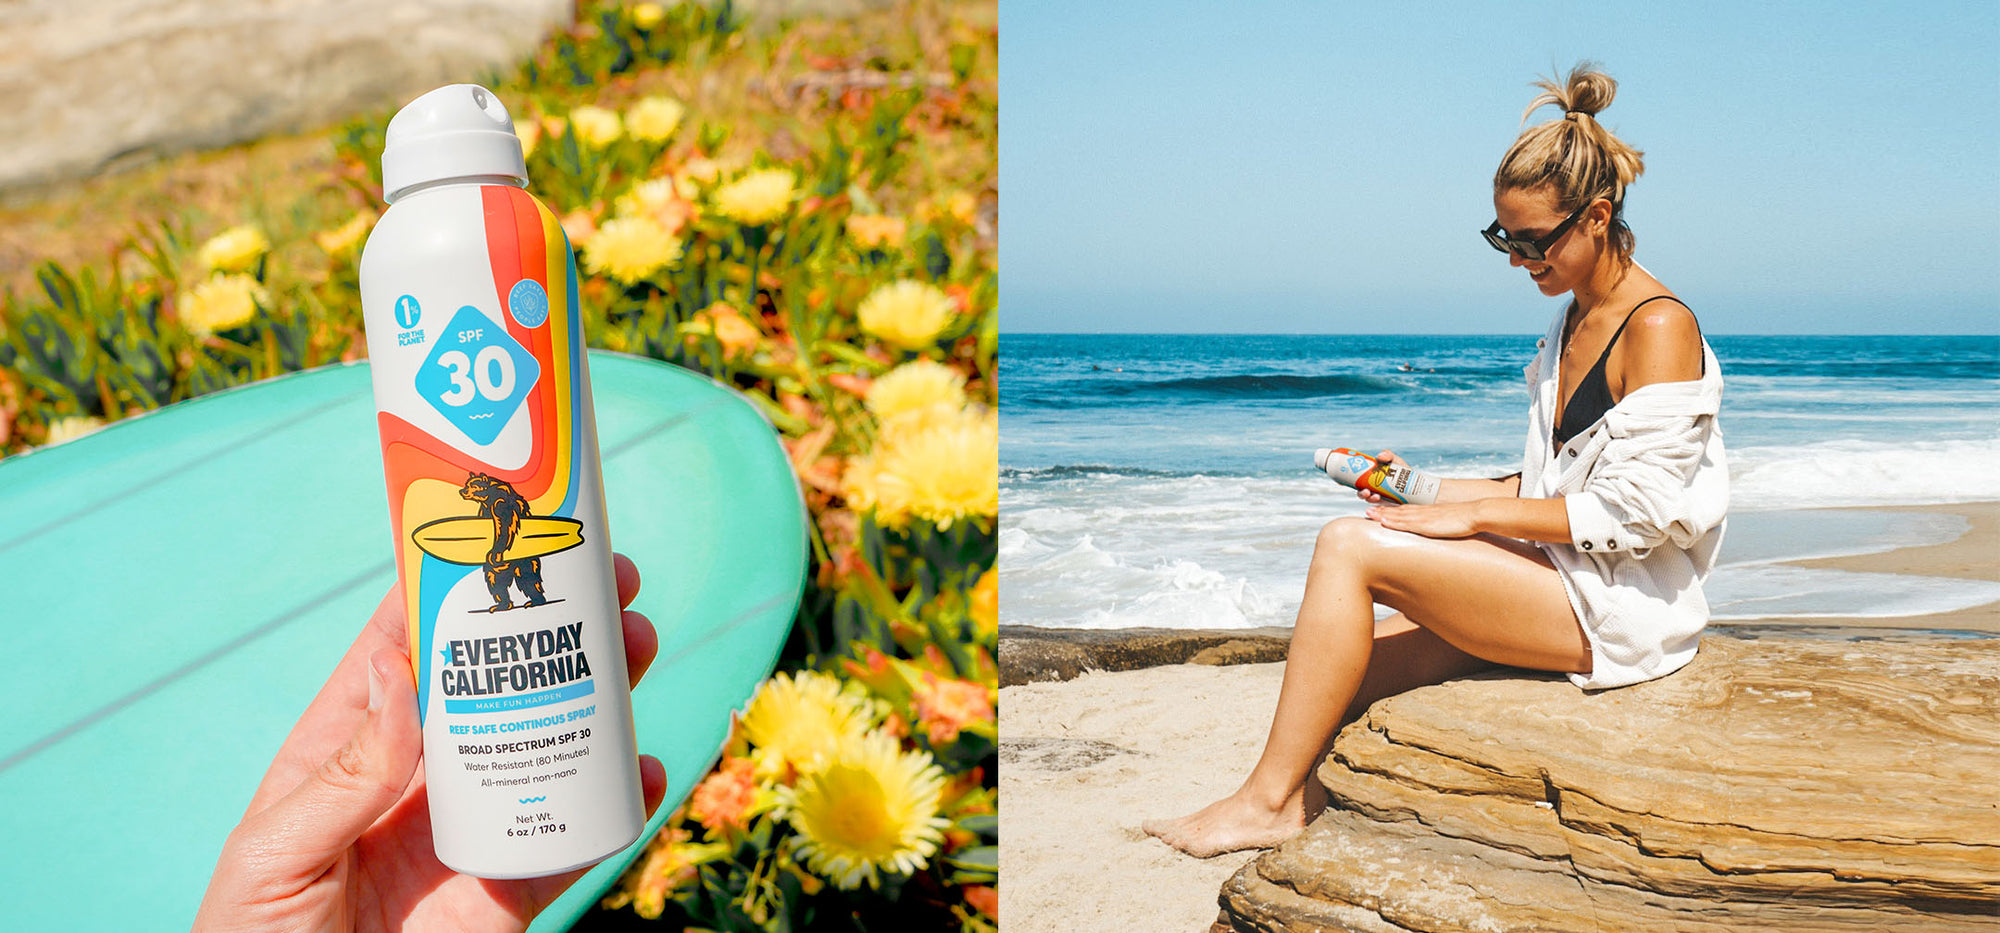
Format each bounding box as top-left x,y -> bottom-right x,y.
1366,492 -> 1572,543
1438,472 -> 1521,503
1359,453 -> 1521,504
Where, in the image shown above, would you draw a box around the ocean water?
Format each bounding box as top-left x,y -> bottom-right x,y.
1000,334 -> 2000,630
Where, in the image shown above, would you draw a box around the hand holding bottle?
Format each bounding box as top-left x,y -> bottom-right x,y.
195,556 -> 669,933
1357,450 -> 1405,505
1313,447 -> 1442,505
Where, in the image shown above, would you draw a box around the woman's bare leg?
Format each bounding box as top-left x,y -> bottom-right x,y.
1142,518 -> 1589,858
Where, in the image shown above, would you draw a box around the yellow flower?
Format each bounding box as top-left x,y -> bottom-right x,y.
313,210 -> 375,260
178,274 -> 268,335
614,178 -> 696,235
866,359 -> 966,424
740,670 -> 879,779
712,168 -> 797,225
43,415 -> 105,447
568,105 -> 623,148
969,567 -> 998,642
582,216 -> 683,284
611,177 -> 669,216
626,96 -> 686,142
857,280 -> 956,351
846,213 -> 907,250
846,407 -> 998,530
841,453 -> 913,528
782,729 -> 949,890
679,156 -> 723,185
516,119 -> 542,159
197,225 -> 269,274
948,190 -> 978,225
631,1 -> 666,29
903,407 -> 999,529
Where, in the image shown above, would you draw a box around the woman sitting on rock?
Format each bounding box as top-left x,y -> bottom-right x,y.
1145,62 -> 1729,858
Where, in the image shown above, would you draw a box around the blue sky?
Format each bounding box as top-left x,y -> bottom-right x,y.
1001,1 -> 2000,334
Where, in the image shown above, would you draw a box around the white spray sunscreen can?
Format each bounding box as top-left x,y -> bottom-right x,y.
359,84 -> 644,878
1314,447 -> 1443,505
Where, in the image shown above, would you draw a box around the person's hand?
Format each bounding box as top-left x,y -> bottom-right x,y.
195,553 -> 668,933
1353,450 -> 1407,504
1366,500 -> 1481,539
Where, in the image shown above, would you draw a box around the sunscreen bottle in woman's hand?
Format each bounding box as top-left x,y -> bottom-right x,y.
1314,448 -> 1442,505
359,84 -> 644,878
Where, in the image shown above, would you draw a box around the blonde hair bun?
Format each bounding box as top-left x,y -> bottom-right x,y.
1527,65 -> 1618,122
1494,62 -> 1646,261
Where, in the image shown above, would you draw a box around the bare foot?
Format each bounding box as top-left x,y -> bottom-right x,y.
1142,790 -> 1307,859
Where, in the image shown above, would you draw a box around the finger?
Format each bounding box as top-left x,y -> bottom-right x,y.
624,609 -> 660,687
614,552 -> 641,609
1376,450 -> 1396,464
247,584 -> 408,814
365,581 -> 412,651
639,755 -> 668,816
230,649 -> 421,880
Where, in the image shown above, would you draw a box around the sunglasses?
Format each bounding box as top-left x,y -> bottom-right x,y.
1481,199 -> 1596,262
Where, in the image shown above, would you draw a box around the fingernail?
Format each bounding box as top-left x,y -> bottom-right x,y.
368,659 -> 385,713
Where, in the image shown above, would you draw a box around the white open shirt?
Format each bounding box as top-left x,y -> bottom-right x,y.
1519,303 -> 1730,689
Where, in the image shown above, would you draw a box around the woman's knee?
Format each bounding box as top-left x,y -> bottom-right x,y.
1314,517 -> 1380,568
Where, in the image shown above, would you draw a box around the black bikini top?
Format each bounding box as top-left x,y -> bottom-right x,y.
1552,296 -> 1692,448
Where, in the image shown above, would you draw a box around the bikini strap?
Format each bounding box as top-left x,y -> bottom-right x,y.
1589,295 -> 1684,373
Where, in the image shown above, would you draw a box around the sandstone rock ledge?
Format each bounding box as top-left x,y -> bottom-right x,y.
999,625 -> 1293,686
1215,636 -> 2000,932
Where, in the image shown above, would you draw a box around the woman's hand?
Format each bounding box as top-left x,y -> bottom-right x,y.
1353,450 -> 1407,505
1366,501 -> 1482,539
195,553 -> 669,933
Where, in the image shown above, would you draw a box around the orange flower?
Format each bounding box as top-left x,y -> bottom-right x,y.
614,826 -> 704,918
840,646 -> 899,695
826,372 -> 872,397
688,302 -> 761,357
912,673 -> 994,746
964,884 -> 998,919
688,756 -> 759,834
847,214 -> 907,249
881,711 -> 910,740
559,209 -> 599,247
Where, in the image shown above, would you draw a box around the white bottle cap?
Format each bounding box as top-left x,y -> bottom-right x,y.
381,84 -> 528,203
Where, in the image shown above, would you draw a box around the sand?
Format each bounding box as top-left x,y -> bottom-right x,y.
997,501 -> 2000,933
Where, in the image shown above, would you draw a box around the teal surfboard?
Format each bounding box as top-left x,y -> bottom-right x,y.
0,353 -> 807,931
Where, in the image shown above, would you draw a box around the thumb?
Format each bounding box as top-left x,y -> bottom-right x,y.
233,649 -> 422,878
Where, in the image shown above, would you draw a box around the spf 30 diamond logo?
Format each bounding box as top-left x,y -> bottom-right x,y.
413,306 -> 540,446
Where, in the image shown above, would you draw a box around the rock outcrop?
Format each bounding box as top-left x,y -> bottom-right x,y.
1000,625 -> 1292,686
0,0 -> 571,193
1215,635 -> 2000,932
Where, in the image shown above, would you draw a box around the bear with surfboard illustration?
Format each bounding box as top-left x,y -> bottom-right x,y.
410,473 -> 586,612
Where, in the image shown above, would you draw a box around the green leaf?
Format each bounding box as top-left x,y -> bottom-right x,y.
946,845 -> 997,873
955,813 -> 997,838
812,340 -> 889,375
